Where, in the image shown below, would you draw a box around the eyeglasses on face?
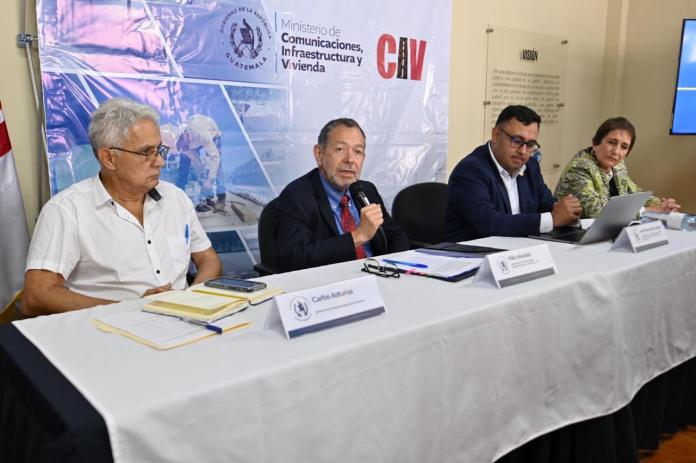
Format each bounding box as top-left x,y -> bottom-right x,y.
108,144 -> 170,162
496,126 -> 541,152
362,258 -> 400,278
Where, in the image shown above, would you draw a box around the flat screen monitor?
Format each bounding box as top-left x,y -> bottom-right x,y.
671,19 -> 696,135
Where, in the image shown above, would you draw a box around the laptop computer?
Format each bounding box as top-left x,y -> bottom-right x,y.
529,191 -> 652,245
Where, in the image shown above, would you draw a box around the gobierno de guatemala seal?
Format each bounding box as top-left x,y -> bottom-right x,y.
291,297 -> 312,322
496,256 -> 510,274
219,6 -> 272,71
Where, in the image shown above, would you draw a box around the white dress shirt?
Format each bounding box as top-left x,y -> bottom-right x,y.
488,143 -> 553,233
26,176 -> 211,301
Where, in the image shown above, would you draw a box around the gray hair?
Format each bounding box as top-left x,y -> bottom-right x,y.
317,118 -> 365,149
88,97 -> 159,158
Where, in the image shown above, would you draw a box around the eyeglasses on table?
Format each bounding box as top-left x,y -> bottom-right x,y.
362,258 -> 400,278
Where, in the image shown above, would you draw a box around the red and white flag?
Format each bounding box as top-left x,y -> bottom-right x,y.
0,101 -> 30,310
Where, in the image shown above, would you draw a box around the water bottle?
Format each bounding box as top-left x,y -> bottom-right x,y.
680,214 -> 696,231
642,211 -> 696,231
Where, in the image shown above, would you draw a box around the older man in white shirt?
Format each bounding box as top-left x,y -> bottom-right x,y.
22,98 -> 222,317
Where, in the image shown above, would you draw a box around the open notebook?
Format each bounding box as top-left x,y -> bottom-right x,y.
93,310 -> 252,350
92,281 -> 283,349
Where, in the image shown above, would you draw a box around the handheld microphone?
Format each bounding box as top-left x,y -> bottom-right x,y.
349,182 -> 388,250
349,182 -> 371,208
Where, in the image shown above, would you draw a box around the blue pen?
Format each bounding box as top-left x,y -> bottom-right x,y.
202,323 -> 223,335
383,259 -> 428,269
185,317 -> 223,334
184,224 -> 189,244
142,309 -> 223,334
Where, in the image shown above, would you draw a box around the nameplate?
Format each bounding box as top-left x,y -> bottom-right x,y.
474,244 -> 556,288
264,275 -> 386,339
612,222 -> 669,253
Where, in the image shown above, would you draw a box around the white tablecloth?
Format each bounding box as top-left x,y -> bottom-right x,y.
14,231 -> 696,462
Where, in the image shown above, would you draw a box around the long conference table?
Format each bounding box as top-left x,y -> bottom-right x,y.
2,231 -> 696,462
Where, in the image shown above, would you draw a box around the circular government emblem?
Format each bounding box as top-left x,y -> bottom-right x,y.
496,256 -> 510,274
290,297 -> 312,322
220,6 -> 272,71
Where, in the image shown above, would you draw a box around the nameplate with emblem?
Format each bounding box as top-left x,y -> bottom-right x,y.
264,275 -> 386,339
612,222 -> 669,253
474,244 -> 556,288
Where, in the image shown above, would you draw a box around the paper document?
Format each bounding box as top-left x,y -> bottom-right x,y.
93,310 -> 251,350
384,250 -> 483,279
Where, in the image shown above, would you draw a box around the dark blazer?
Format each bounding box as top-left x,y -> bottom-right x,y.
275,168 -> 410,272
444,143 -> 556,242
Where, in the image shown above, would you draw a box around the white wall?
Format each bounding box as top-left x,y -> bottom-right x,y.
614,0 -> 696,212
449,0 -> 610,189
0,0 -> 42,233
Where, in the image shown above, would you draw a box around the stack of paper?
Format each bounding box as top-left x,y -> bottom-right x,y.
382,250 -> 484,281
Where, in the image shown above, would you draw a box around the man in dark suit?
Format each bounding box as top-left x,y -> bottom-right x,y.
445,105 -> 582,242
275,118 -> 410,272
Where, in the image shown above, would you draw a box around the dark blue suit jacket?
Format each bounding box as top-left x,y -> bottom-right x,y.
275,168 -> 410,272
445,143 -> 556,242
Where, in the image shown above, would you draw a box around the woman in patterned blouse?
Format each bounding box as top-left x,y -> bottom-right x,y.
554,117 -> 680,218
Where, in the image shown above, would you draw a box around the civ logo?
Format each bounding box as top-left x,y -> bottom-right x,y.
376,34 -> 427,81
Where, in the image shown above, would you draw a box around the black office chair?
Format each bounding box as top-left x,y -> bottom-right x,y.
253,198 -> 280,276
392,182 -> 448,248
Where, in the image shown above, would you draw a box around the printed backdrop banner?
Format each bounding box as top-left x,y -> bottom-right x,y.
36,0 -> 451,274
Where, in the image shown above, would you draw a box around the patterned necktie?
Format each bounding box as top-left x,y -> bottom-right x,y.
340,194 -> 366,259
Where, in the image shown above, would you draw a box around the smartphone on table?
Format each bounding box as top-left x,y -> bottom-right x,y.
204,277 -> 267,292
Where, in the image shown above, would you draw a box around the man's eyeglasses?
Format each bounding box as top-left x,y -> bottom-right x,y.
497,127 -> 541,152
362,258 -> 400,278
109,144 -> 170,162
